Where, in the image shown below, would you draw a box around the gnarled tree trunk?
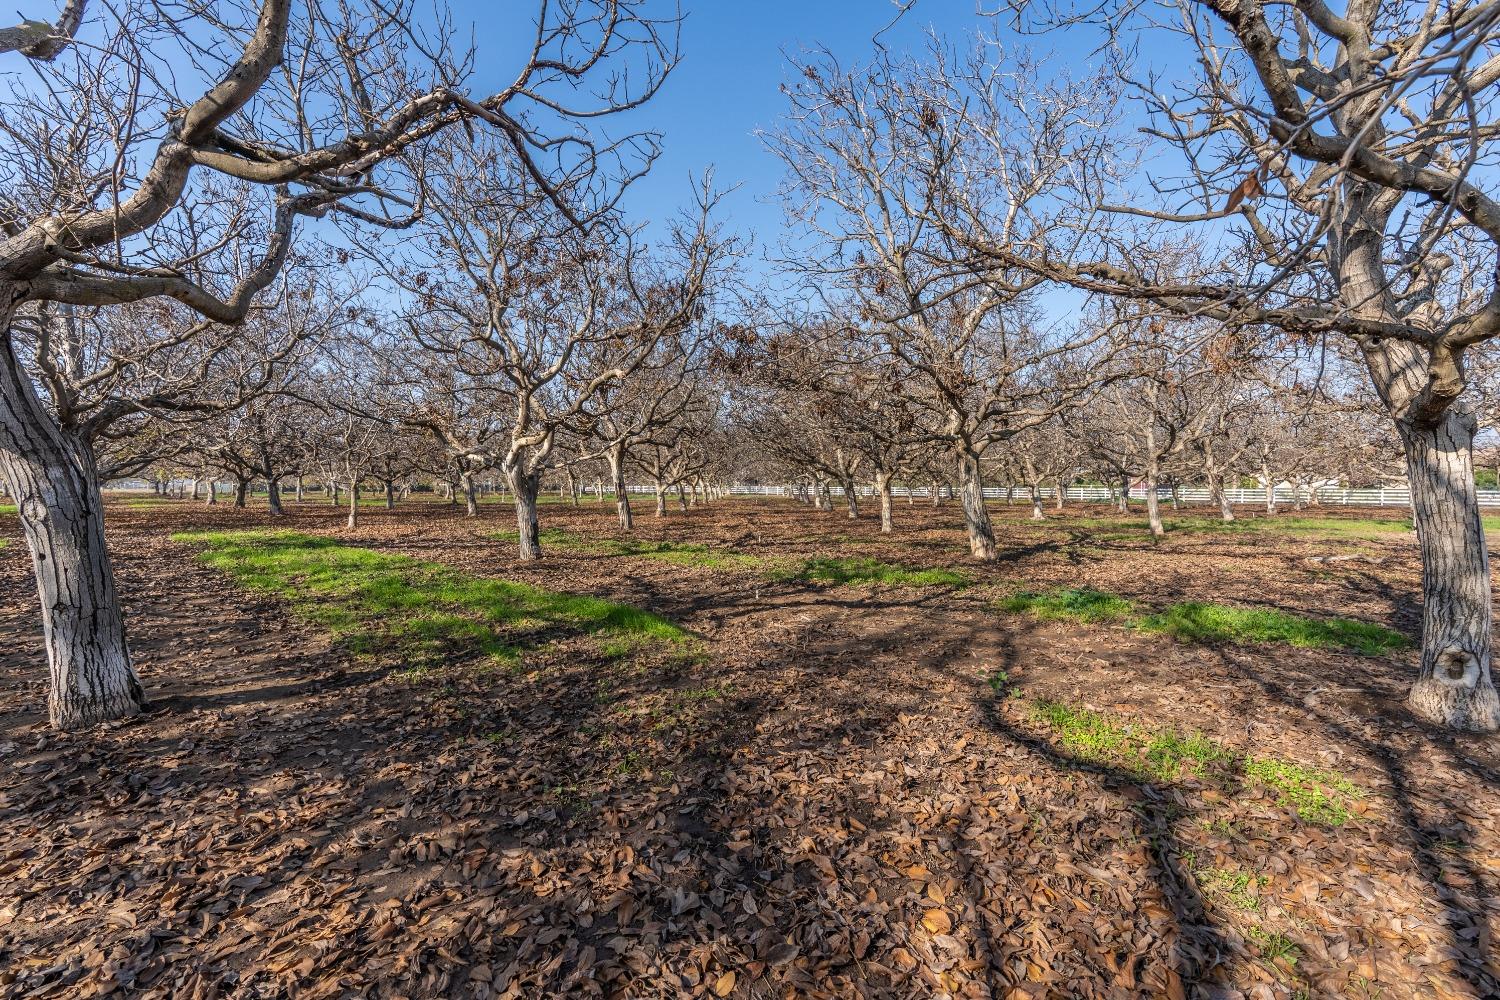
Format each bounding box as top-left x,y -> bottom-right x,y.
1400,409 -> 1500,731
507,465 -> 542,561
608,447 -> 633,530
0,340 -> 145,730
956,446 -> 997,560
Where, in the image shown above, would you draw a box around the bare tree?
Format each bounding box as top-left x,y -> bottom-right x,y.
911,9 -> 1500,729
766,43 -> 1125,558
0,0 -> 679,729
387,136 -> 727,560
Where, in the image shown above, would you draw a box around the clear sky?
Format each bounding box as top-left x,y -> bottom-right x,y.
450,1 -> 1112,262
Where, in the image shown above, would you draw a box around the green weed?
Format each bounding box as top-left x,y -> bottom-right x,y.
999,587 -> 1135,623
174,529 -> 687,672
1138,602 -> 1409,655
1243,756 -> 1361,826
999,587 -> 1407,656
1023,697 -> 1363,827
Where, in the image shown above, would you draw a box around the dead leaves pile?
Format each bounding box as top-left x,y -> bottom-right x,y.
0,501 -> 1497,998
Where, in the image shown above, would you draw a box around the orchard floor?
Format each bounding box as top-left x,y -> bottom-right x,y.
2,494 -> 1498,1000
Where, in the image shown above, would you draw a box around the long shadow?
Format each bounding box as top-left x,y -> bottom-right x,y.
1200,645 -> 1499,997
972,695 -> 1232,994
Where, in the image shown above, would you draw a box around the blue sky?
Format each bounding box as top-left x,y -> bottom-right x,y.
452,1 -> 1112,260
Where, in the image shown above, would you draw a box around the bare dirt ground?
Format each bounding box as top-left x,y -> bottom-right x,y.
1,495 -> 1497,999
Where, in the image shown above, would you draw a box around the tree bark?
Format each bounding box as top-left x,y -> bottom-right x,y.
1030,485 -> 1045,521
956,447 -> 997,560
1400,411 -> 1500,731
0,341 -> 145,730
655,482 -> 667,517
507,466 -> 542,561
1117,472 -> 1130,513
608,448 -> 633,530
295,475 -> 304,502
1144,465 -> 1165,539
233,476 -> 249,509
461,471 -> 478,518
842,477 -> 859,519
677,482 -> 689,512
205,480 -> 218,506
266,476 -> 283,516
346,480 -> 359,529
384,479 -> 396,509
875,471 -> 894,533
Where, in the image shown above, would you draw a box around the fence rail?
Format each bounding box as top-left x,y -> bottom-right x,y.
721,483 -> 1500,508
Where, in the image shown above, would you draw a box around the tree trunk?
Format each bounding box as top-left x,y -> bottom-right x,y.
609,449 -> 633,530
875,471 -> 894,533
205,480 -> 218,506
1205,458 -> 1235,523
266,476 -> 283,516
842,477 -> 858,519
1030,486 -> 1045,521
1118,472 -> 1130,513
329,480 -> 340,506
0,364 -> 145,730
956,448 -> 997,560
346,480 -> 359,529
1400,411 -> 1500,731
655,482 -> 667,517
384,479 -> 396,510
295,475 -> 305,502
462,471 -> 478,517
507,466 -> 542,561
1054,479 -> 1066,511
677,482 -> 689,512
233,477 -> 249,509
1218,483 -> 1235,522
1144,464 -> 1165,538
1262,460 -> 1278,515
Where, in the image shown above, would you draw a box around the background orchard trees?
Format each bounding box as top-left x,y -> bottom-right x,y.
579,301 -> 719,531
1001,418 -> 1081,520
955,3 -> 1500,728
767,44 -> 1126,558
389,135 -> 729,560
0,0 -> 681,729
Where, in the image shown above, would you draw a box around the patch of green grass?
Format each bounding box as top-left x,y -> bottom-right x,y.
999,587 -> 1407,656
1030,700 -> 1134,761
174,529 -> 687,671
1022,697 -> 1364,826
1036,514 -> 1415,543
0,503 -> 15,516
1195,866 -> 1267,912
772,555 -> 970,588
1247,925 -> 1301,966
999,587 -> 1135,623
1243,756 -> 1361,826
1143,728 -> 1237,780
1138,602 -> 1409,655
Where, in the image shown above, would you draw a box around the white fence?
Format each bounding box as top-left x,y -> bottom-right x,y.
722,483 -> 1500,509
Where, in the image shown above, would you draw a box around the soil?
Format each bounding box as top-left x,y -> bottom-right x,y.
1,494 -> 1496,999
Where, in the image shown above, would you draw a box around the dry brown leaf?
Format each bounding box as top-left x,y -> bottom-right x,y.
921,908 -> 952,935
